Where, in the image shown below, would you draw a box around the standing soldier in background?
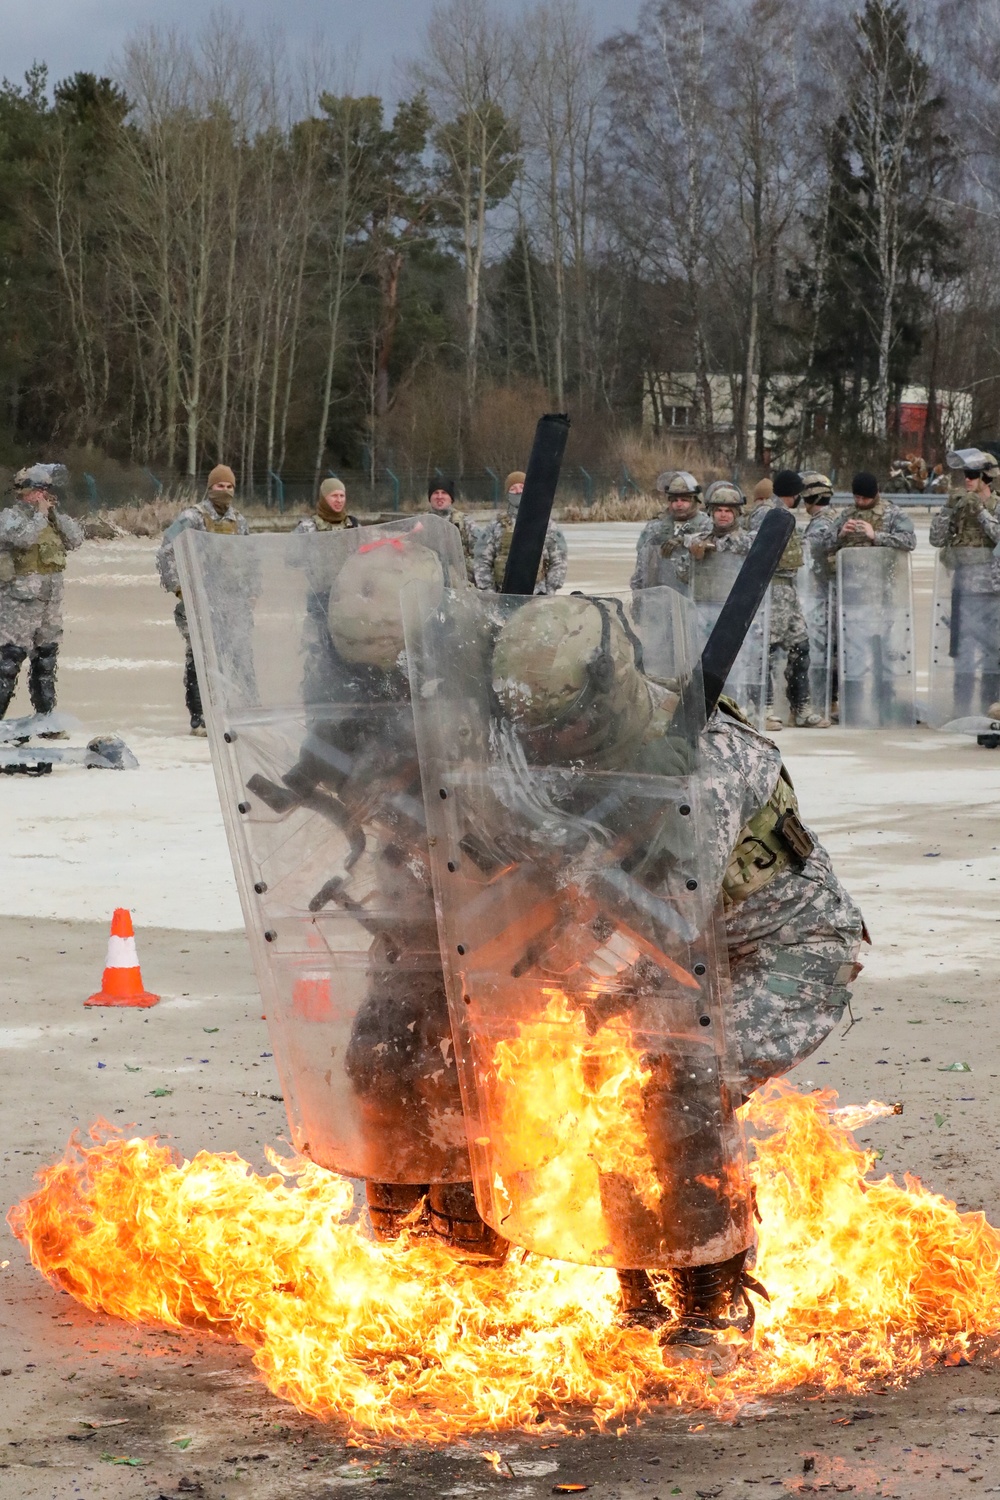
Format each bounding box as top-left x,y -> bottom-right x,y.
630,470 -> 711,596
156,465 -> 252,737
427,478 -> 475,581
0,464 -> 83,731
825,471 -> 916,557
743,476 -> 774,527
823,472 -> 916,725
747,469 -> 830,731
296,476 -> 359,534
799,471 -> 839,720
931,449 -> 1000,718
687,480 -> 752,561
474,470 -> 568,594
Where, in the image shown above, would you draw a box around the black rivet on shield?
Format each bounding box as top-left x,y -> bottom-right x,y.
254,881 -> 267,895
264,930 -> 277,943
679,804 -> 691,816
463,994 -> 472,1006
457,944 -> 466,955
447,861 -> 457,873
439,788 -> 448,799
693,962 -> 707,976
224,731 -> 235,743
686,878 -> 698,890
238,801 -> 250,814
699,1015 -> 711,1027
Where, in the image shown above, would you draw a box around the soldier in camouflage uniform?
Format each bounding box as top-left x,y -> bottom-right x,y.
746,469 -> 829,730
799,471 -> 840,719
630,470 -> 711,595
0,463 -> 83,729
295,476 -> 360,535
490,593 -> 866,1356
686,480 -> 752,560
473,470 -> 568,594
930,450 -> 1000,718
427,478 -> 476,582
156,464 -> 256,736
821,472 -> 916,723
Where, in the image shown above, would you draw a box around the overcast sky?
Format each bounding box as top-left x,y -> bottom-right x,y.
4,0 -> 640,98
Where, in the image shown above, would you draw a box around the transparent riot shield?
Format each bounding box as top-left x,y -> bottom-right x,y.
928,548 -> 1000,726
175,517 -> 471,1185
632,519 -> 694,595
799,563 -> 834,721
404,584 -> 753,1270
689,551 -> 770,729
836,548 -> 916,727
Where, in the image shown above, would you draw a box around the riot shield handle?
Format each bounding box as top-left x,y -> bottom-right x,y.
500,413 -> 571,596
700,506 -> 796,720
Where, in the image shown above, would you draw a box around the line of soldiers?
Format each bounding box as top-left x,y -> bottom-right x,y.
630,466 -> 918,727
157,468 -> 569,734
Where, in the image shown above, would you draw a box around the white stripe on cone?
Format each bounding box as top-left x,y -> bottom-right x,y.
105,935 -> 140,968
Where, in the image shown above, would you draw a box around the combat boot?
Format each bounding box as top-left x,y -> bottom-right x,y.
660,1249 -> 766,1374
794,706 -> 831,728
29,643 -> 68,737
0,643 -> 27,721
364,1181 -> 429,1242
428,1182 -> 509,1264
184,651 -> 207,736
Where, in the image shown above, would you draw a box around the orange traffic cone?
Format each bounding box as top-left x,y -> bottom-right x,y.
85,908 -> 160,1008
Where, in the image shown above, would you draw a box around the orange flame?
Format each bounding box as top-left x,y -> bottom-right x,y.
8,1083 -> 1000,1439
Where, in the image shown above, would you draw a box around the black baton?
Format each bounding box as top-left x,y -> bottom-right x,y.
500,413 -> 570,595
700,507 -> 796,719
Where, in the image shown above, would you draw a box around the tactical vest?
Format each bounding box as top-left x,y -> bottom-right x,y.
314,513 -> 358,530
946,494 -> 997,551
204,511 -> 239,535
838,498 -> 889,547
493,516 -> 527,588
13,522 -> 67,576
717,698 -> 815,906
777,528 -> 803,572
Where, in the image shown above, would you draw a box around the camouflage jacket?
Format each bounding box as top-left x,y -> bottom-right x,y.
157,497 -> 253,595
295,513 -> 360,533
473,515 -> 568,594
827,498 -> 916,554
929,493 -> 1000,552
803,509 -> 840,578
746,497 -> 804,574
630,511 -> 711,591
0,501 -> 83,582
688,525 -> 752,557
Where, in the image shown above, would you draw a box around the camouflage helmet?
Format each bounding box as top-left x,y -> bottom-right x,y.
661,471 -> 701,498
703,480 -> 745,510
13,462 -> 68,493
327,535 -> 445,671
799,470 -> 834,503
490,594 -> 654,765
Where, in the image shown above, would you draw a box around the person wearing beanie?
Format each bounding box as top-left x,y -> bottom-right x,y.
631,470 -> 710,595
426,477 -> 476,580
156,461 -> 255,736
820,471 -> 916,725
0,463 -> 82,732
473,468 -> 568,595
295,476 -> 359,533
744,468 -> 828,730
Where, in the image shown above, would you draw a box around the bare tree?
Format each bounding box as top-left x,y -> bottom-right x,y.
413,0 -> 519,401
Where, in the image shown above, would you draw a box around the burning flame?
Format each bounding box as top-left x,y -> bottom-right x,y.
9,1084 -> 1000,1439
487,988 -> 663,1262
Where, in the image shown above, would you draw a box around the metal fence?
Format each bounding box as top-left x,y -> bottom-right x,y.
60,464 -> 644,515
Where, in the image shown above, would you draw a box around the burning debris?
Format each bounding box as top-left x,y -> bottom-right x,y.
10,1083 -> 1000,1440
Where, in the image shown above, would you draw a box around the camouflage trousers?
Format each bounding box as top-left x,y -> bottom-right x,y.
769,575 -> 809,651
724,850 -> 865,1094
175,596 -> 257,706
0,575 -> 65,650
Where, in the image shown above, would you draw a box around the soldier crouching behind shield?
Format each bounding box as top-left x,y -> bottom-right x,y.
250,529 -> 507,1260
488,594 -> 866,1365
